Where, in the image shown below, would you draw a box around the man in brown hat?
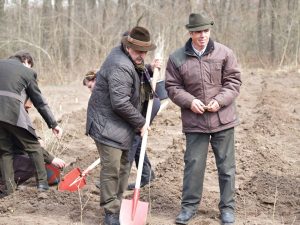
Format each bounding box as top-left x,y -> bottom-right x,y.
82,58 -> 161,192
165,13 -> 242,224
86,26 -> 157,225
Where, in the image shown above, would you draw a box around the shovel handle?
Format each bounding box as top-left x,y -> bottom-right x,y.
81,158 -> 101,177
135,67 -> 160,189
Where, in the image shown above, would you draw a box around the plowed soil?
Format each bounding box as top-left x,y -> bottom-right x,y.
0,69 -> 299,225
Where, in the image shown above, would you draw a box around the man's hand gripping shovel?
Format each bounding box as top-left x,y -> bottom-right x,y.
58,158 -> 100,192
119,67 -> 160,225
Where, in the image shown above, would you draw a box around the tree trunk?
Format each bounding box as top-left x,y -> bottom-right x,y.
53,0 -> 64,77
257,0 -> 265,56
87,0 -> 96,9
270,0 -> 277,65
0,0 -> 4,21
20,0 -> 29,35
42,0 -> 52,49
68,0 -> 75,70
117,0 -> 128,29
102,0 -> 108,29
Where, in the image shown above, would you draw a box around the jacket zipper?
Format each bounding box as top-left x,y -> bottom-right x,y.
198,57 -> 211,130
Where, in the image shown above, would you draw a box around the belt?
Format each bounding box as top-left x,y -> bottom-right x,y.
0,90 -> 24,103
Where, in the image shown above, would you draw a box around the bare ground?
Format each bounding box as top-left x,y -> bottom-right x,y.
0,69 -> 299,225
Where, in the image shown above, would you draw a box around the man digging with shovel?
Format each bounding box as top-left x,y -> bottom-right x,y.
86,27 -> 157,225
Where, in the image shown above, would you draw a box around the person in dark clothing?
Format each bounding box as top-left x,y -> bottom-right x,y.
165,13 -> 242,225
0,51 -> 63,195
121,29 -> 160,190
0,98 -> 65,189
82,59 -> 161,191
0,146 -> 65,187
86,27 -> 157,225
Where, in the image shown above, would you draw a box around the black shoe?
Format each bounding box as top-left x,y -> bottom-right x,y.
127,179 -> 153,190
104,213 -> 120,225
175,209 -> 196,224
37,183 -> 49,192
221,212 -> 235,224
0,191 -> 9,198
127,182 -> 135,190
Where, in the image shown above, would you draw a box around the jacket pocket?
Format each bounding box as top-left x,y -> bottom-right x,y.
217,104 -> 237,125
209,62 -> 222,84
101,120 -> 131,145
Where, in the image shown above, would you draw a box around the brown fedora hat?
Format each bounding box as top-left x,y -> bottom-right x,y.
121,26 -> 156,52
186,13 -> 214,31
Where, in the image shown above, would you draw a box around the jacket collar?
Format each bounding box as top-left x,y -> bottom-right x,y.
9,57 -> 23,64
184,38 -> 214,57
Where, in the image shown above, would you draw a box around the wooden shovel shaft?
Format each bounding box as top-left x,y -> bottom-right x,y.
82,158 -> 101,176
69,158 -> 101,187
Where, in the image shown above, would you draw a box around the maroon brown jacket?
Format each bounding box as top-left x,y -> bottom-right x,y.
165,38 -> 242,133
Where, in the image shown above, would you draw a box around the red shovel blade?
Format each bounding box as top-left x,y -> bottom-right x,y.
58,168 -> 86,192
119,189 -> 149,225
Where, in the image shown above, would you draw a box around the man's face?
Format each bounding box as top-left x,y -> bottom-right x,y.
190,29 -> 210,51
126,47 -> 147,65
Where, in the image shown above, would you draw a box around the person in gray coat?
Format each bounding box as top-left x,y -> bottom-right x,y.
165,13 -> 242,224
86,27 -> 156,225
0,51 -> 63,195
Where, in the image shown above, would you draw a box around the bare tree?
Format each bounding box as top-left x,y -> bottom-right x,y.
257,0 -> 267,66
21,0 -> 29,34
41,0 -> 52,49
0,0 -> 4,57
0,0 -> 4,24
1,0 -> 299,84
270,0 -> 277,65
117,0 -> 128,30
68,0 -> 75,70
87,0 -> 97,9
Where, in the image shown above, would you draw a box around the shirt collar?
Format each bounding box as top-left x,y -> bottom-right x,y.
192,43 -> 207,57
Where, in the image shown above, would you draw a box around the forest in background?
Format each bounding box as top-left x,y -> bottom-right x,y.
0,0 -> 299,84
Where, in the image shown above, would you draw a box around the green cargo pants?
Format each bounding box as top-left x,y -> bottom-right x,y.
182,128 -> 235,213
0,122 -> 47,194
96,142 -> 131,214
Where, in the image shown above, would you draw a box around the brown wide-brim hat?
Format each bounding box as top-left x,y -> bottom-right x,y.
122,26 -> 156,52
186,13 -> 214,31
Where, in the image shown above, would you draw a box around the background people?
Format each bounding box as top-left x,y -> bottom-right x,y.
83,70 -> 97,92
0,51 -> 63,194
165,13 -> 242,224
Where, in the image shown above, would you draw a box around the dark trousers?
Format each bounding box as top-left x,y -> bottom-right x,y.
132,135 -> 154,183
0,122 -> 47,194
128,97 -> 160,183
182,128 -> 235,213
96,142 -> 131,214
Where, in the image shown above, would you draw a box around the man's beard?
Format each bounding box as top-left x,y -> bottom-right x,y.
134,57 -> 145,72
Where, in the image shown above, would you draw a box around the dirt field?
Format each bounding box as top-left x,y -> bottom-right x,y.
0,69 -> 299,225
